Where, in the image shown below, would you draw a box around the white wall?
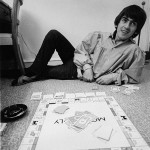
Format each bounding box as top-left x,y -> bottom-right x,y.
3,0 -> 150,62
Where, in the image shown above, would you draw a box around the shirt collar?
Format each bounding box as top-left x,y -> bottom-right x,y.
109,32 -> 136,45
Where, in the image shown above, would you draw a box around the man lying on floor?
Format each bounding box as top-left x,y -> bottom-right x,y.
12,5 -> 147,86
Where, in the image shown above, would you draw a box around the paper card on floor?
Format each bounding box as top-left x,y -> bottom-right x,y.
92,85 -> 99,90
53,105 -> 69,114
31,92 -> 42,100
122,88 -> 135,95
111,87 -> 120,93
65,93 -> 75,99
122,84 -> 140,90
54,92 -> 65,99
75,93 -> 86,98
93,124 -> 113,141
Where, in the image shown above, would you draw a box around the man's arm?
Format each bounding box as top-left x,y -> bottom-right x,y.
73,31 -> 101,81
96,47 -> 145,85
118,48 -> 145,85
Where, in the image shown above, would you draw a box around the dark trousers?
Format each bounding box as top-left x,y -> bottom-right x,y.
26,30 -> 77,79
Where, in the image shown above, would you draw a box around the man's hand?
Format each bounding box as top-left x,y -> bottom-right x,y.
83,68 -> 94,82
96,73 -> 118,85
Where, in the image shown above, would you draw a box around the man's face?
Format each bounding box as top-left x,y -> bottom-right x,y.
115,16 -> 137,42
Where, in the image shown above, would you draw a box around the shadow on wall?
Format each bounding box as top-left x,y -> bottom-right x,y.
19,10 -> 44,61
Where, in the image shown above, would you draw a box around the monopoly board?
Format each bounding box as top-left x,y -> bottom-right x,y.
18,92 -> 150,150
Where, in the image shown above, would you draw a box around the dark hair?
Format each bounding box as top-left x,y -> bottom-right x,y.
114,5 -> 147,38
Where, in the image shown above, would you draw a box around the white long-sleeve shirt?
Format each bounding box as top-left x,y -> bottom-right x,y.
73,31 -> 145,85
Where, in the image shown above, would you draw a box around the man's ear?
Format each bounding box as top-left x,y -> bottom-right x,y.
134,31 -> 138,35
132,32 -> 138,38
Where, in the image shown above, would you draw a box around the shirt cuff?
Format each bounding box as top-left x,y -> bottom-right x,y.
83,64 -> 92,71
115,70 -> 128,85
